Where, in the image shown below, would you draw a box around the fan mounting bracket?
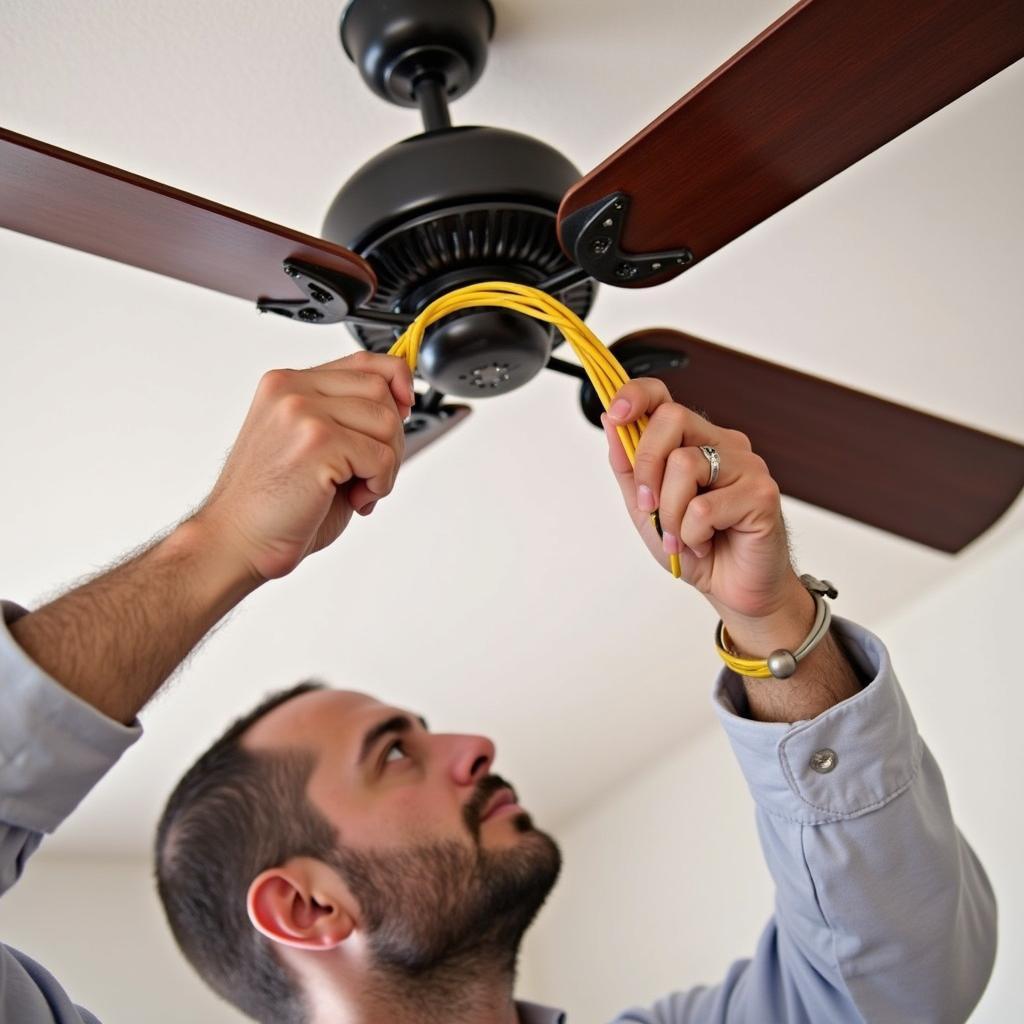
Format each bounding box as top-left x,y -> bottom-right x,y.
561,192 -> 693,287
257,259 -> 371,325
578,345 -> 689,428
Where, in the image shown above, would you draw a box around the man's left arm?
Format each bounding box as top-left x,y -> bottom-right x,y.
599,381 -> 996,1022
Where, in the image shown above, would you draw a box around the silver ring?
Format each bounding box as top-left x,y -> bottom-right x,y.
699,445 -> 720,487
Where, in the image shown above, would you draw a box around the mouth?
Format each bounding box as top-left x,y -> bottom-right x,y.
480,787 -> 520,823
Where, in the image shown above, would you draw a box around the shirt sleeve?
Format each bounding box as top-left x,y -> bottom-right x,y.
613,617 -> 997,1024
0,599 -> 142,897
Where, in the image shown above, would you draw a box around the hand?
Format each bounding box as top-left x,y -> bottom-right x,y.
194,351 -> 414,582
602,379 -> 807,633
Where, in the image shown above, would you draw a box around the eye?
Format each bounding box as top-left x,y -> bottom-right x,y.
383,740 -> 409,765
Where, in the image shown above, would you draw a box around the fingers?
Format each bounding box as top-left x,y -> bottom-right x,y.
606,379 -> 730,449
678,469 -> 781,555
606,381 -> 749,511
324,396 -> 406,450
606,377 -> 673,424
321,427 -> 400,503
308,350 -> 415,416
255,359 -> 407,508
658,447 -> 756,552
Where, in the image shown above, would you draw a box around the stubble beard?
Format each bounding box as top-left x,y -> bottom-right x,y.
333,811 -> 562,1009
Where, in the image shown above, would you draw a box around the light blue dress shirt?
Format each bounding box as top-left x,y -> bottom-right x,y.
0,600 -> 996,1023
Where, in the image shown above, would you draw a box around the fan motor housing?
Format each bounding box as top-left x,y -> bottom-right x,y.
321,125 -> 596,398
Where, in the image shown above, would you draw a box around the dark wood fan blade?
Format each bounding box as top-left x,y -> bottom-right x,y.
0,127 -> 375,306
558,0 -> 1024,286
403,404 -> 472,462
610,330 -> 1024,553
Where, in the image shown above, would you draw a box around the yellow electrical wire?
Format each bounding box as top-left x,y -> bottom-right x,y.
388,281 -> 683,579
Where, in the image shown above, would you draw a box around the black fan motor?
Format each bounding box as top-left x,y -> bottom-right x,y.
320,125 -> 596,398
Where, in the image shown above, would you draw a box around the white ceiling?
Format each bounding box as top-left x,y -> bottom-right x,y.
1,0 -> 1021,857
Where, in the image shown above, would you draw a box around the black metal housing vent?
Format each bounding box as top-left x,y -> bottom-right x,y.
347,201 -> 596,352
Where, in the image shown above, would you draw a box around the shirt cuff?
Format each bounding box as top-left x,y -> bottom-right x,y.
0,599 -> 142,834
712,616 -> 924,825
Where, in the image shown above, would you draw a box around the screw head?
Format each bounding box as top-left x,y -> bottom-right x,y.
298,307 -> 324,322
614,262 -> 638,280
590,237 -> 612,256
283,264 -> 299,277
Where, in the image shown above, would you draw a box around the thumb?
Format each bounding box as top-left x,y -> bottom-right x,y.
601,413 -> 637,509
347,478 -> 379,515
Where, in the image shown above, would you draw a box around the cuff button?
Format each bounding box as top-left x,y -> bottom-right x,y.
810,748 -> 838,774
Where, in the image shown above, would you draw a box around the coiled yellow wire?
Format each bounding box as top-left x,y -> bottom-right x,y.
388,281 -> 682,579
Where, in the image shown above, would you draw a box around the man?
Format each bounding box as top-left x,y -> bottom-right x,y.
0,351 -> 996,1023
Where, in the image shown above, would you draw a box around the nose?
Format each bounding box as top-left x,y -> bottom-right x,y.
444,733 -> 496,787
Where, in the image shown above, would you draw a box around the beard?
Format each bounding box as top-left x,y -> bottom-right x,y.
330,775 -> 562,986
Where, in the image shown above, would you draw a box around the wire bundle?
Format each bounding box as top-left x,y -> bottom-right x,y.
388,281 -> 682,578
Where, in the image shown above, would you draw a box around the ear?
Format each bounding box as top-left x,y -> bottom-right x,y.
247,857 -> 356,951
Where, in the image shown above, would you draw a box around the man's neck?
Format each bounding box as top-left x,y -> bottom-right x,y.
310,959 -> 521,1024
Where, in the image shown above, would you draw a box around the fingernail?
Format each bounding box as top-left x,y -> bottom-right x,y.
637,484 -> 656,513
663,533 -> 681,555
357,500 -> 378,516
609,398 -> 630,420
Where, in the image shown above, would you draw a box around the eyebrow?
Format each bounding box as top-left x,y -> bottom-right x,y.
356,713 -> 429,767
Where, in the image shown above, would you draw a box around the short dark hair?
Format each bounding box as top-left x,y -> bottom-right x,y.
155,682 -> 340,1024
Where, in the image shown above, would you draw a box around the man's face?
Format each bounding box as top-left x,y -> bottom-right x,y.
243,689 -> 561,974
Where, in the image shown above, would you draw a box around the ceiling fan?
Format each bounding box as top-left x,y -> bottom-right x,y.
2,0 -> 1023,554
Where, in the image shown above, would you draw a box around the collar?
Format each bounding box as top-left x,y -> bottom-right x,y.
516,1000 -> 566,1024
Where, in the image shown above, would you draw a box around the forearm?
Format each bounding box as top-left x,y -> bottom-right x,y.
715,574 -> 863,722
705,618 -> 997,1024
9,518 -> 259,725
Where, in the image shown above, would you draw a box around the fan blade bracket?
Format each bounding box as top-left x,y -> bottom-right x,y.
257,258 -> 373,324
559,192 -> 693,288
402,400 -> 472,461
578,344 -> 690,427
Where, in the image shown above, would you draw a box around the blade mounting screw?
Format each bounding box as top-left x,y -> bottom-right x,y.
298,308 -> 324,322
615,262 -> 638,279
590,237 -> 612,255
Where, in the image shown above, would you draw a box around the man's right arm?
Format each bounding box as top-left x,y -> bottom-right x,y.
6,350 -> 414,727
0,351 -> 413,1019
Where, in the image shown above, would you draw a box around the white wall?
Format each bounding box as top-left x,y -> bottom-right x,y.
517,522 -> 1024,1022
0,855 -> 248,1022
3,522 -> 1020,1023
